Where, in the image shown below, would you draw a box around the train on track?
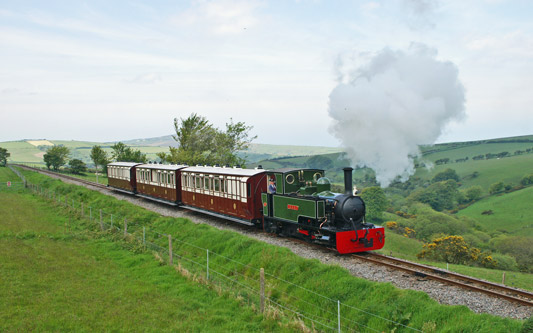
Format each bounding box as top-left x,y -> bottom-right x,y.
107,162 -> 385,254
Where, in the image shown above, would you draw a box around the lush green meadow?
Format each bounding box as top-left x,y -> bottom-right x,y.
5,167 -> 526,332
0,190 -> 289,331
457,187 -> 533,236
415,153 -> 533,191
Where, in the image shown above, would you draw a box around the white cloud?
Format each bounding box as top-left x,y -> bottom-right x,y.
170,0 -> 263,35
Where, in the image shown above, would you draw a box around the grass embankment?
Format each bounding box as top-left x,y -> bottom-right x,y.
10,167 -> 527,332
0,189 -> 286,331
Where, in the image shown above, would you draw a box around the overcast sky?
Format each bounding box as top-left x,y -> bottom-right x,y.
1,0 -> 532,146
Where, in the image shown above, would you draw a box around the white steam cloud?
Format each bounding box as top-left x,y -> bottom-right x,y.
328,43 -> 465,187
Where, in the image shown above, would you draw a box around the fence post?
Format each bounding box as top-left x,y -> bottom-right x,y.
502,272 -> 506,284
260,268 -> 265,313
65,195 -> 68,207
168,234 -> 173,265
338,300 -> 341,333
206,249 -> 209,281
124,218 -> 127,237
99,209 -> 103,231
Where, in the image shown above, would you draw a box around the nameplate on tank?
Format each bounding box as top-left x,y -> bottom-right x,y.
287,204 -> 299,211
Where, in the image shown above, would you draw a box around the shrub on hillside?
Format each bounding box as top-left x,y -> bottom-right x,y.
417,235 -> 497,268
491,253 -> 519,271
489,182 -> 504,194
463,185 -> 483,203
493,236 -> 533,273
407,180 -> 460,211
431,168 -> 460,183
406,204 -> 468,241
520,174 -> 533,186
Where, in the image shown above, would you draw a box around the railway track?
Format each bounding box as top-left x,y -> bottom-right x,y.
353,252 -> 533,307
15,164 -> 533,308
17,164 -> 108,190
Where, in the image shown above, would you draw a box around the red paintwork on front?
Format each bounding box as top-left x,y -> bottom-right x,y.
336,227 -> 385,254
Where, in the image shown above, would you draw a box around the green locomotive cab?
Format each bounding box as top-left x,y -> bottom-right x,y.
261,168 -> 333,240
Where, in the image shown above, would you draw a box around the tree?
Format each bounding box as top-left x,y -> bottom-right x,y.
432,168 -> 460,183
111,142 -> 147,163
464,185 -> 483,202
43,145 -> 70,171
158,113 -> 256,166
69,159 -> 87,174
489,181 -> 504,194
360,186 -> 389,222
0,147 -> 10,167
407,180 -> 459,211
90,145 -> 109,174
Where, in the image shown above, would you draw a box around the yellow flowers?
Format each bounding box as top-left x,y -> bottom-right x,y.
385,221 -> 398,229
417,235 -> 497,268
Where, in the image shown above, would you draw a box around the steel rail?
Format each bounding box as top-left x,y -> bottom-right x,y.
15,164 -> 108,189
353,253 -> 533,307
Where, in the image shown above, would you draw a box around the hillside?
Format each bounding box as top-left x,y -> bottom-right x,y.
0,137 -> 343,167
456,187 -> 533,237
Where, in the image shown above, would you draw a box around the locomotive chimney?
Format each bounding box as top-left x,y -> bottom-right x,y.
343,167 -> 353,195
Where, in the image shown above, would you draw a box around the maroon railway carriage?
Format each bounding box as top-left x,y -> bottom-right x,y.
135,163 -> 188,205
180,166 -> 267,225
107,162 -> 143,193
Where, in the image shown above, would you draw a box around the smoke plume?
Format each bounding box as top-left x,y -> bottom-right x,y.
328,43 -> 465,187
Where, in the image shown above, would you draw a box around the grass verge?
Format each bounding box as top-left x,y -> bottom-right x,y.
0,191 -> 290,332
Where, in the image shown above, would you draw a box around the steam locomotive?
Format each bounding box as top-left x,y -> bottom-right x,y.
107,162 -> 385,254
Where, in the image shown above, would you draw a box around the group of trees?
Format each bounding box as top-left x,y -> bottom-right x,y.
39,113 -> 254,173
41,142 -> 148,174
435,147 -> 533,165
157,113 -> 256,167
0,147 -> 10,167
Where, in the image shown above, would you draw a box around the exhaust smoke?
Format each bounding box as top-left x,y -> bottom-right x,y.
328,43 -> 465,187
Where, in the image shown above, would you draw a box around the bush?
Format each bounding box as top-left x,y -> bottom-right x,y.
489,182 -> 504,194
491,253 -> 519,271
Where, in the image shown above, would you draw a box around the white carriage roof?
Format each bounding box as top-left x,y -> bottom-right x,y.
108,162 -> 143,168
183,166 -> 266,177
137,163 -> 188,171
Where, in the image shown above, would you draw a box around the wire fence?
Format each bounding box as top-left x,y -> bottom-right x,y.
7,165 -> 425,333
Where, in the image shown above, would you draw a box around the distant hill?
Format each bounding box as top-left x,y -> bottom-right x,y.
253,134 -> 533,188
0,137 -> 342,166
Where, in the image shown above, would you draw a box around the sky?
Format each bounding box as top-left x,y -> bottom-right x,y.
1,0 -> 532,147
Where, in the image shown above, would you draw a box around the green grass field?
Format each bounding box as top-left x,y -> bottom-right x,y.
7,167 -> 527,331
0,191 -> 289,331
415,153 -> 533,191
456,187 -> 533,236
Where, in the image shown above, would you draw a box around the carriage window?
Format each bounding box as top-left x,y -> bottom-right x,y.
214,178 -> 220,192
247,183 -> 251,197
204,176 -> 209,190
